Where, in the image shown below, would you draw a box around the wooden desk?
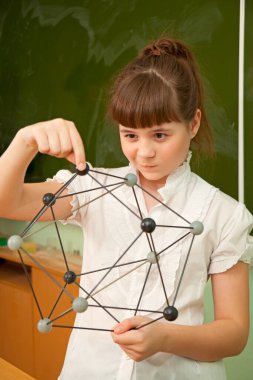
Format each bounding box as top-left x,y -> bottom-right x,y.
0,246 -> 82,277
0,357 -> 36,380
0,247 -> 82,380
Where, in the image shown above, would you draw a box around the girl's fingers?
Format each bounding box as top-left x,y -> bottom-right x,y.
20,119 -> 85,168
46,129 -> 62,156
32,128 -> 50,154
112,329 -> 139,346
113,316 -> 147,334
67,121 -> 86,169
57,124 -> 74,157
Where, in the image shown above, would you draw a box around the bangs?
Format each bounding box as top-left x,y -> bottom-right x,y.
109,71 -> 182,128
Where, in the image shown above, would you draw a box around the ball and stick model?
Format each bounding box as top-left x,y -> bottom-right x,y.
8,163 -> 204,333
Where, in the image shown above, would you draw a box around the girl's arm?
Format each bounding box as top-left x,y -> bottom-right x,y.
0,118 -> 86,221
111,261 -> 249,362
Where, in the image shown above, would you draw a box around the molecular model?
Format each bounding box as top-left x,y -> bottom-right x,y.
7,164 -> 204,333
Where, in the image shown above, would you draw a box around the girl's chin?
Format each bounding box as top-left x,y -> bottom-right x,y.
139,171 -> 168,184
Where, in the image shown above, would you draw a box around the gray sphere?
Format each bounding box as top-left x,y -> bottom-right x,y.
190,221 -> 204,235
147,251 -> 160,264
124,173 -> 137,187
7,235 -> 23,250
37,318 -> 52,333
72,297 -> 88,313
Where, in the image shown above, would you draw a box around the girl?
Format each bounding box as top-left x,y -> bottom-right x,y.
0,37 -> 252,380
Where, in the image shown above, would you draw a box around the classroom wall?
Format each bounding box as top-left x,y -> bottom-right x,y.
0,1 -> 252,379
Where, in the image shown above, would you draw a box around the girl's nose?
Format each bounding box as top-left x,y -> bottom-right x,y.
137,139 -> 155,158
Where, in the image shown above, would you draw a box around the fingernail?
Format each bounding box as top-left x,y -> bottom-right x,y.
77,163 -> 85,171
114,325 -> 123,333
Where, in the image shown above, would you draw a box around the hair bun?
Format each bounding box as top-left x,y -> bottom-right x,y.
142,38 -> 189,60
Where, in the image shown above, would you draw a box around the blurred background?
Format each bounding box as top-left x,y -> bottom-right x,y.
0,1 -> 252,379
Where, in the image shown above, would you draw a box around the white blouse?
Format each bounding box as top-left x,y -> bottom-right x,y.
52,155 -> 253,380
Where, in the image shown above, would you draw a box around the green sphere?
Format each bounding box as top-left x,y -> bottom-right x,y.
190,221 -> 204,235
72,297 -> 88,313
7,235 -> 23,250
147,251 -> 160,264
37,318 -> 52,333
124,173 -> 137,187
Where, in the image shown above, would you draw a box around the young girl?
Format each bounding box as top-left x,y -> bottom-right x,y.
0,37 -> 252,380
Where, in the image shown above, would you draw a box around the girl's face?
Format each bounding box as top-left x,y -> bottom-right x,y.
119,111 -> 200,188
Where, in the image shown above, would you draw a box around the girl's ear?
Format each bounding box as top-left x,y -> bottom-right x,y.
189,109 -> 201,138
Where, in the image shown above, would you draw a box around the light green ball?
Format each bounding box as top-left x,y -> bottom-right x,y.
190,221 -> 204,235
37,318 -> 52,333
72,297 -> 88,313
147,251 -> 159,264
7,235 -> 23,250
124,173 -> 137,187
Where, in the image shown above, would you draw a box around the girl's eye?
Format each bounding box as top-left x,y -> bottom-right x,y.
125,133 -> 137,139
155,133 -> 167,139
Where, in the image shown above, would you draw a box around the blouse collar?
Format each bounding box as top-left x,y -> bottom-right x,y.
128,151 -> 192,203
158,151 -> 192,202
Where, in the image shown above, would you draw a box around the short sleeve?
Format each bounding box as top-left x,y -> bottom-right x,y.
240,235 -> 253,266
208,203 -> 253,274
47,169 -> 83,227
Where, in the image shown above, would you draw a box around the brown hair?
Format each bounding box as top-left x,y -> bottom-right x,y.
108,37 -> 214,156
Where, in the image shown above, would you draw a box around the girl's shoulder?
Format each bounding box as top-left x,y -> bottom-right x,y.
189,172 -> 252,231
192,171 -> 250,213
193,172 -> 252,232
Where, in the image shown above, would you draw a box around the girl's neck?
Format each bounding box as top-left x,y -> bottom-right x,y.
139,173 -> 166,212
139,172 -> 167,193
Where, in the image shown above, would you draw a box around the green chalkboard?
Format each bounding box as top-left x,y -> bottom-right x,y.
0,0 -> 246,209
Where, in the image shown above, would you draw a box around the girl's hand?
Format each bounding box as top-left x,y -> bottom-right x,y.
111,316 -> 166,362
17,118 -> 86,170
